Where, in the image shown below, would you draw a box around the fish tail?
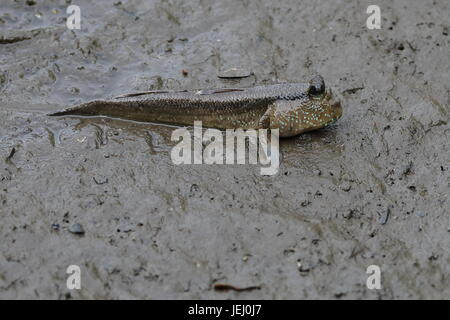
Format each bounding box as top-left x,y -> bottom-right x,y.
48,100 -> 113,117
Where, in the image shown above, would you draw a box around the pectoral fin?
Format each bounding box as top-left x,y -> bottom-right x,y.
258,103 -> 275,129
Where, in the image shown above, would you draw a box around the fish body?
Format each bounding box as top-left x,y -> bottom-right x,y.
50,75 -> 342,137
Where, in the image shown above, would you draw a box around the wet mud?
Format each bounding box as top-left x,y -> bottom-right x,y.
0,0 -> 449,299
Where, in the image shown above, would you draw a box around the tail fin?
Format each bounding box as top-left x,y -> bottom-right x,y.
48,107 -> 82,117
48,100 -> 146,122
48,101 -> 105,117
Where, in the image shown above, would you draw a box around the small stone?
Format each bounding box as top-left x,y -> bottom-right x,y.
342,210 -> 353,219
218,67 -> 252,79
378,206 -> 392,225
297,261 -> 311,275
93,176 -> 108,185
428,254 -> 438,261
301,200 -> 311,207
415,211 -> 426,218
69,223 -> 85,235
340,181 -> 352,192
190,184 -> 199,193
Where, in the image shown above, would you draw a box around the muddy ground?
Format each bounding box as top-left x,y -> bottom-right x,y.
0,0 -> 449,299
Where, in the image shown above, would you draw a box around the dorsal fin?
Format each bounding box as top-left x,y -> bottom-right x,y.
114,88 -> 245,99
114,90 -> 188,99
195,88 -> 245,95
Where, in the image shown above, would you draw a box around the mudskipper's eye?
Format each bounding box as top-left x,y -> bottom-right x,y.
308,75 -> 325,96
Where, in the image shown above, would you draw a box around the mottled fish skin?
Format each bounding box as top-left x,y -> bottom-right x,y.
49,75 -> 343,137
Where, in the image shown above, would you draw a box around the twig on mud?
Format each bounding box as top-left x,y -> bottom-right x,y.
213,283 -> 261,292
5,147 -> 16,162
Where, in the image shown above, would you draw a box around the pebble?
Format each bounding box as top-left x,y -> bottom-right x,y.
342,210 -> 353,219
218,67 -> 252,79
93,176 -> 108,185
69,223 -> 85,235
415,211 -> 427,218
340,181 -> 352,192
378,206 -> 392,225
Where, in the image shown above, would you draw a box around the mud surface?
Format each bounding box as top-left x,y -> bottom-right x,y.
0,0 -> 449,299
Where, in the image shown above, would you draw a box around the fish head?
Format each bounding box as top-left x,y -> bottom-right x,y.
271,76 -> 343,137
305,75 -> 343,129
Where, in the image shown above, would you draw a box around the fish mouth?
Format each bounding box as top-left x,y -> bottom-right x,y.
332,100 -> 343,120
324,89 -> 343,121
